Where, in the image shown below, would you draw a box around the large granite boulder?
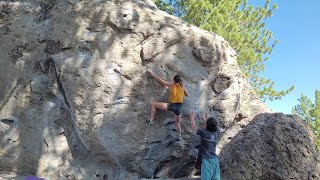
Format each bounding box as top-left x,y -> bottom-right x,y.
220,113 -> 320,180
0,0 -> 270,179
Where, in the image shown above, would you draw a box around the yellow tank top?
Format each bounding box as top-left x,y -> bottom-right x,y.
169,84 -> 184,103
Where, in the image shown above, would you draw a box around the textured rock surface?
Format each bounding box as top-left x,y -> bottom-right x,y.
0,0 -> 272,179
220,113 -> 320,180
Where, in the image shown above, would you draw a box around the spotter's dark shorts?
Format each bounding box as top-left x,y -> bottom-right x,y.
167,103 -> 182,116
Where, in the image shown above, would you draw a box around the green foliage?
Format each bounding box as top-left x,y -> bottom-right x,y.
152,0 -> 294,101
153,0 -> 175,14
292,90 -> 320,151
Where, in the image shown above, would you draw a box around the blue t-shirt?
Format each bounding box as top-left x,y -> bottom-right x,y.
197,128 -> 219,159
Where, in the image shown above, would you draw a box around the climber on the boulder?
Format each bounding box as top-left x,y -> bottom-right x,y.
146,68 -> 189,140
190,111 -> 220,180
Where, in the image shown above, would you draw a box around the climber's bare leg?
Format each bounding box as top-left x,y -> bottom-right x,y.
175,114 -> 182,138
150,101 -> 168,121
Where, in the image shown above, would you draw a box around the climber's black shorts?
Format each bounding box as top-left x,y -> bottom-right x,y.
167,103 -> 182,116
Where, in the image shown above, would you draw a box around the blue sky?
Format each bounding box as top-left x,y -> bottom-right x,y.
254,0 -> 320,113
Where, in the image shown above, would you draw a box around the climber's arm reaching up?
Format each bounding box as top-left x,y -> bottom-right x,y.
190,111 -> 199,132
147,69 -> 173,88
183,85 -> 189,97
201,112 -> 207,128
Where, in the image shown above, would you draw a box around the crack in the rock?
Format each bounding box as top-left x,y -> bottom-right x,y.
0,79 -> 17,112
158,24 -> 172,31
138,33 -> 154,45
141,38 -> 181,62
105,20 -> 134,35
51,59 -> 70,109
105,20 -> 121,34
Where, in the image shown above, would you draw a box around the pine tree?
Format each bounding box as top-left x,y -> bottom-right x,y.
153,0 -> 294,101
292,90 -> 320,151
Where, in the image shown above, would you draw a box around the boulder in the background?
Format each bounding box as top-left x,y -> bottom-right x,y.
220,113 -> 320,180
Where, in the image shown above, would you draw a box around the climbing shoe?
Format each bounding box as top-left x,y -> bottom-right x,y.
145,119 -> 154,125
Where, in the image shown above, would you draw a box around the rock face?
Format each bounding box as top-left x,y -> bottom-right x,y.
220,113 -> 320,180
0,0 -> 271,179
